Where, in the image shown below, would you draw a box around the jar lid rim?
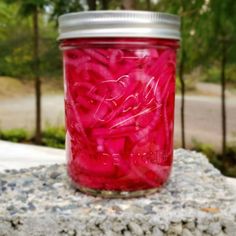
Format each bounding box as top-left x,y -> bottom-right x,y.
58,10 -> 181,40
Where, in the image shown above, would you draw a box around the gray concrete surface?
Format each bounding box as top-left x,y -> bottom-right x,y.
0,149 -> 236,236
0,141 -> 65,172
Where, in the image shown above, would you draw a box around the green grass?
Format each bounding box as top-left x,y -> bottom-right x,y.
0,127 -> 65,149
42,126 -> 65,149
0,128 -> 30,143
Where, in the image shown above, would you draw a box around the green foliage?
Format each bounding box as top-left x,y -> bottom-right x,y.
50,0 -> 83,23
192,139 -> 236,177
199,64 -> 236,86
0,127 -> 65,148
0,1 -> 61,79
39,22 -> 62,78
201,66 -> 220,84
0,128 -> 30,142
4,0 -> 50,15
192,139 -> 222,168
223,145 -> 236,177
156,0 -> 236,81
1,0 -> 235,84
42,126 -> 65,149
200,0 -> 236,66
226,64 -> 236,85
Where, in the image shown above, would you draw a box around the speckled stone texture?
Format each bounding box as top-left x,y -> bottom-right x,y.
0,149 -> 235,236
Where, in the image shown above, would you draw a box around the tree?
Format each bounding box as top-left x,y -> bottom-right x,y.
121,0 -> 136,9
0,2 -> 61,79
146,0 -> 151,10
5,0 -> 49,144
87,0 -> 96,10
179,15 -> 186,148
156,0 -> 205,148
207,0 -> 236,162
50,0 -> 82,22
33,5 -> 41,144
100,0 -> 108,10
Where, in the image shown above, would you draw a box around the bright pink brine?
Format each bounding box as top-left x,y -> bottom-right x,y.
59,11 -> 180,197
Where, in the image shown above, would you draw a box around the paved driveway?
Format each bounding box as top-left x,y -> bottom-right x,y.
0,94 -> 236,149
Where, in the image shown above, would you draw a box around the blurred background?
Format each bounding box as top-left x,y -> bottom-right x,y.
0,0 -> 235,176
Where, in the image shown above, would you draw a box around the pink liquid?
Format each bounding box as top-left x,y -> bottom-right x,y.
61,38 -> 179,192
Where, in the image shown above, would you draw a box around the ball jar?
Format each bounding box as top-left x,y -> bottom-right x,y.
58,11 -> 180,197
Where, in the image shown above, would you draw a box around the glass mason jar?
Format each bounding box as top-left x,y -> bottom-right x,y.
58,11 -> 180,198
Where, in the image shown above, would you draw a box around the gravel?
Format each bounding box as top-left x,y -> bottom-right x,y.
0,149 -> 235,236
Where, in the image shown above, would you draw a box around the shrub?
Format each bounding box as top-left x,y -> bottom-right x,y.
0,127 -> 65,149
192,139 -> 223,170
42,126 -> 65,149
0,128 -> 30,142
200,64 -> 236,87
192,139 -> 236,177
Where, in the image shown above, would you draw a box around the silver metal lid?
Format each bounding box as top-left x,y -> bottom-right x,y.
58,11 -> 180,40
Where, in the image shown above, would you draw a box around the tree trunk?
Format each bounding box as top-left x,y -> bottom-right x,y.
87,0 -> 96,10
221,39 -> 227,162
100,0 -> 108,10
121,0 -> 136,9
179,49 -> 186,149
33,7 -> 41,145
146,0 -> 151,10
179,11 -> 186,149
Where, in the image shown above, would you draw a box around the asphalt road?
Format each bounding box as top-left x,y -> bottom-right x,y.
0,94 -> 235,149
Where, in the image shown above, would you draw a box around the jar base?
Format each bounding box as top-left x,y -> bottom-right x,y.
72,182 -> 160,198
